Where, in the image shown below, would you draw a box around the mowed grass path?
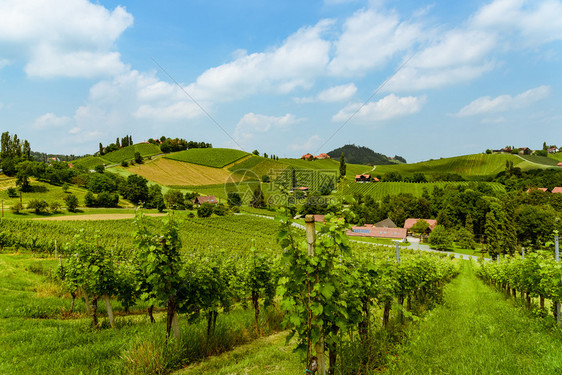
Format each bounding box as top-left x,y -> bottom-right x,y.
386,262 -> 562,374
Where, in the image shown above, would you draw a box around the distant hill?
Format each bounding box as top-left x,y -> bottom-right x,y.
327,144 -> 406,165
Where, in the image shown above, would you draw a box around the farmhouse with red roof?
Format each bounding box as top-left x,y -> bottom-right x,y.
193,195 -> 218,205
315,153 -> 330,159
552,187 -> 562,194
403,218 -> 437,234
526,187 -> 548,193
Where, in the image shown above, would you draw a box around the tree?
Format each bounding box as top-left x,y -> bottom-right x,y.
410,219 -> 430,235
50,201 -> 62,214
252,150 -> 259,156
10,202 -> 23,214
227,192 -> 242,206
64,193 -> 79,212
164,189 -> 185,210
94,164 -> 105,173
16,161 -> 34,192
84,192 -> 97,207
134,152 -> 143,164
250,185 -> 265,208
197,202 -> 214,218
456,227 -> 476,250
485,211 -> 500,259
120,174 -> 149,205
27,199 -> 49,214
428,225 -> 452,250
339,152 -> 346,177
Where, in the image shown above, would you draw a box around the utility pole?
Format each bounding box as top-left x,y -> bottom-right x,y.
305,214 -> 325,375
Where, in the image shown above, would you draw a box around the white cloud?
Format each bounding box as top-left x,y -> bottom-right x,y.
385,29 -> 497,91
186,20 -> 333,102
332,94 -> 426,122
328,8 -> 421,76
289,135 -> 322,151
235,113 -> 302,141
456,85 -> 552,116
472,0 -> 562,45
296,83 -> 357,103
32,113 -> 71,129
0,0 -> 133,78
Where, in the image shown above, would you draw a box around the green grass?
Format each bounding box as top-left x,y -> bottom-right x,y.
0,177 -> 92,212
548,152 -> 562,162
176,331 -> 303,374
101,143 -> 162,164
518,154 -> 561,167
386,262 -> 562,374
72,155 -> 110,170
165,148 -> 249,168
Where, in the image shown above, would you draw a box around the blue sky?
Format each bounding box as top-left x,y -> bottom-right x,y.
0,0 -> 561,162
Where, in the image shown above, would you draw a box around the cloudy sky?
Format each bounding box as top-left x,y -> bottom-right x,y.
0,0 -> 561,162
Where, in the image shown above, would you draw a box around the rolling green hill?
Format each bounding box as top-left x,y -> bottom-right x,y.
72,143 -> 162,169
101,143 -> 162,164
164,148 -> 249,168
371,153 -> 556,179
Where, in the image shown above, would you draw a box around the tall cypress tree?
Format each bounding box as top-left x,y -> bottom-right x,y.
339,152 -> 346,177
485,211 -> 500,260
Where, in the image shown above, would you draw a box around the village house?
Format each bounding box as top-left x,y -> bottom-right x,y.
355,174 -> 378,183
403,218 -> 437,236
315,153 -> 331,159
193,195 -> 218,205
552,187 -> 562,194
347,224 -> 407,240
526,187 -> 548,193
373,218 -> 397,228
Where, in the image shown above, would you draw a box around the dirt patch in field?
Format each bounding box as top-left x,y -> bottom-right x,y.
126,158 -> 241,186
33,213 -> 166,221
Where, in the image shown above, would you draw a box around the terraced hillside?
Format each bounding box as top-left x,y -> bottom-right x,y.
344,181 -> 506,199
165,148 -> 248,168
101,143 -> 161,164
72,143 -> 161,169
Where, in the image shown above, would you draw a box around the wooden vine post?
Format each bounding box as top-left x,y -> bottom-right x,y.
305,214 -> 325,375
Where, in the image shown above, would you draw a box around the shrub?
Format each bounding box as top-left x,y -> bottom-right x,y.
7,187 -> 17,198
197,202 -> 214,218
84,192 -> 97,207
63,193 -> 79,212
27,199 -> 49,214
10,202 -> 24,214
213,203 -> 228,216
121,160 -> 128,167
50,201 -> 62,213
